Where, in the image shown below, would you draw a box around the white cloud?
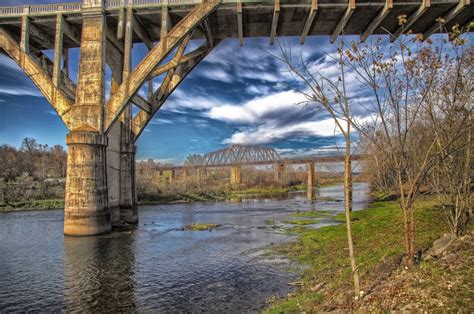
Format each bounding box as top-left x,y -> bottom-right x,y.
207,90 -> 307,124
164,89 -> 226,112
198,66 -> 234,83
224,118 -> 341,145
150,118 -> 173,125
246,84 -> 271,95
0,86 -> 42,97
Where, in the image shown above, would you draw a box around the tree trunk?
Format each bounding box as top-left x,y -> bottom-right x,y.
397,169 -> 414,267
344,129 -> 360,296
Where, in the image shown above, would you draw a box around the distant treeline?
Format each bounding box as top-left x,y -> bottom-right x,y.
0,138 -> 67,181
0,138 -> 67,204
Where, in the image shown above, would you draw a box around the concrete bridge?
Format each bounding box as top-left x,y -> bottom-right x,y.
0,0 -> 471,235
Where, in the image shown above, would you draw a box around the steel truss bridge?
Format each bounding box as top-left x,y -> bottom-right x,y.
159,145 -> 365,201
0,0 -> 470,235
158,144 -> 365,170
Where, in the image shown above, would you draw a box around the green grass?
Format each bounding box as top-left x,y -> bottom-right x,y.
290,210 -> 334,219
185,223 -> 221,231
283,219 -> 320,226
0,199 -> 64,211
266,196 -> 449,313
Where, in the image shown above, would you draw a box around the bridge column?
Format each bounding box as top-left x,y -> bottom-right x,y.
119,144 -> 138,224
169,170 -> 175,184
274,163 -> 285,182
230,166 -> 242,185
307,161 -> 315,200
64,132 -> 110,236
197,167 -> 206,182
64,0 -> 110,236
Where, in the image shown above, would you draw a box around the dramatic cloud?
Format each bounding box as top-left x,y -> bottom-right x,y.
207,90 -> 314,124
224,118 -> 341,145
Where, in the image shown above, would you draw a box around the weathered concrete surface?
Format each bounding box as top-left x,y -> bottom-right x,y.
64,132 -> 110,236
64,3 -> 110,236
119,143 -> 138,224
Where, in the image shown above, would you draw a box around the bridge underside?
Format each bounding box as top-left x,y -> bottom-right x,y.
0,0 -> 472,235
0,0 -> 472,50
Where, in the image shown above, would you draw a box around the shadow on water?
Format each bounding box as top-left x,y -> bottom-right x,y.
63,233 -> 137,311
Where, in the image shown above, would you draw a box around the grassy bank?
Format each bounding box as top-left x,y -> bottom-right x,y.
266,196 -> 453,312
138,186 -> 307,205
0,199 -> 64,211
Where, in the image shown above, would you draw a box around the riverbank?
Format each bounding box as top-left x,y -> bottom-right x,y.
265,196 -> 473,312
0,186 -> 305,211
138,185 -> 308,205
0,199 -> 64,211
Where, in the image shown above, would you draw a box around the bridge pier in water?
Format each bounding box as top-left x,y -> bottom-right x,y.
64,132 -> 111,236
274,163 -> 285,182
230,166 -> 242,185
306,162 -> 315,201
168,170 -> 176,184
197,167 -> 207,182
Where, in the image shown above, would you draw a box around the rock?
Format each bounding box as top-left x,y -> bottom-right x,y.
423,233 -> 457,260
310,282 -> 325,292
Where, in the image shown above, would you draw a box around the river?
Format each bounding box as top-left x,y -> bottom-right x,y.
0,183 -> 370,312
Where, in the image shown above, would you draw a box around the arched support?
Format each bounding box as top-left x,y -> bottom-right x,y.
131,37 -> 221,141
105,0 -> 221,133
0,27 -> 73,128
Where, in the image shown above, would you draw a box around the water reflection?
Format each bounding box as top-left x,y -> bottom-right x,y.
0,183 -> 371,312
64,233 -> 137,312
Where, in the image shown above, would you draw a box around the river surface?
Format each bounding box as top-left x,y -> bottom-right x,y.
0,183 -> 370,312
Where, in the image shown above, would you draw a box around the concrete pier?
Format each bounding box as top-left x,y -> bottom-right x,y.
274,163 -> 285,182
64,132 -> 111,236
307,162 -> 315,201
119,144 -> 138,224
230,166 -> 242,185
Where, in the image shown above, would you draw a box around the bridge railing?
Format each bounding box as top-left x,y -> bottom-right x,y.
0,6 -> 25,16
30,3 -> 82,14
0,0 -> 208,17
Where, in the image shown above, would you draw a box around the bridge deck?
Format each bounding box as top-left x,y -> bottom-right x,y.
0,1 -> 472,52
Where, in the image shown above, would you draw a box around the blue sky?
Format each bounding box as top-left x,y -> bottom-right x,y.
1,0 -> 470,163
0,33 -> 345,163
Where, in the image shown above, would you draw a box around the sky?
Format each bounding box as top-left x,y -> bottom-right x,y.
0,0 -> 470,164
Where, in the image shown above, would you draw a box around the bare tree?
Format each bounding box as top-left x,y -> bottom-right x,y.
424,34 -> 473,236
342,19 -> 472,266
272,42 -> 361,295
